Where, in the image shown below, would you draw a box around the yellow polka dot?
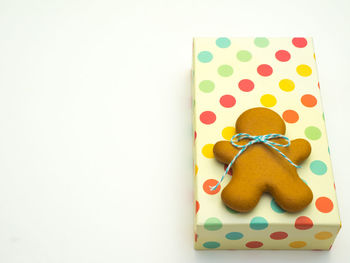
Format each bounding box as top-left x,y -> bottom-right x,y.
279,79 -> 295,92
297,64 -> 312,77
202,144 -> 214,158
195,164 -> 198,175
314,231 -> 333,240
314,53 -> 316,60
222,126 -> 236,140
260,94 -> 277,107
289,241 -> 307,248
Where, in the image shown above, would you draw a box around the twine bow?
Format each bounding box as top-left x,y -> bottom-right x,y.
210,133 -> 300,191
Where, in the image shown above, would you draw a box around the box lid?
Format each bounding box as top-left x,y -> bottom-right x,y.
193,37 -> 341,230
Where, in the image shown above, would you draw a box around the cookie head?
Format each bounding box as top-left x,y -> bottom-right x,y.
236,107 -> 286,135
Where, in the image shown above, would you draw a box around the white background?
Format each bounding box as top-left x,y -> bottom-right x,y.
0,0 -> 349,262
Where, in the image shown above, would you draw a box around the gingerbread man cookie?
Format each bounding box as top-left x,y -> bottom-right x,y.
213,107 -> 313,213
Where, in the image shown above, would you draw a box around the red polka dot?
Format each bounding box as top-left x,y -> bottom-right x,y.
203,179 -> 221,195
275,50 -> 291,62
301,94 -> 317,107
196,200 -> 200,214
316,197 -> 334,213
295,216 -> 313,230
270,231 -> 288,240
194,131 -> 197,141
195,233 -> 198,242
292,37 -> 308,48
246,241 -> 263,248
282,110 -> 299,123
220,95 -> 236,108
318,82 -> 320,89
238,79 -> 255,92
257,64 -> 273,77
200,111 -> 216,125
224,164 -> 232,175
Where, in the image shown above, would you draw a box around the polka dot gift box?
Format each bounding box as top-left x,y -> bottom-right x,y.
192,37 -> 341,250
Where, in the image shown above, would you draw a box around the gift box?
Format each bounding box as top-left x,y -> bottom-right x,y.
192,37 -> 341,250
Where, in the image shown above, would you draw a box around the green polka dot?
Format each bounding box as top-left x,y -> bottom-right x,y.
199,80 -> 215,93
203,241 -> 220,249
237,50 -> 252,62
218,65 -> 233,77
250,216 -> 268,230
310,160 -> 328,175
271,199 -> 285,213
204,217 -> 223,231
301,178 -> 308,185
225,205 -> 239,213
225,232 -> 243,240
216,37 -> 231,48
254,37 -> 269,48
305,126 -> 322,140
197,51 -> 213,63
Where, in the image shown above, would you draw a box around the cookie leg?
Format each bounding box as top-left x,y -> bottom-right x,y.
221,177 -> 263,213
269,175 -> 313,212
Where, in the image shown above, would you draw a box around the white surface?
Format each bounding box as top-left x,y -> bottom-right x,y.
0,0 -> 349,262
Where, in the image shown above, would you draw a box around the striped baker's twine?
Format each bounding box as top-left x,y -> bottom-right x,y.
210,133 -> 300,191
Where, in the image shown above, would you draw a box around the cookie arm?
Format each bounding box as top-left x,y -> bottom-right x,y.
213,141 -> 240,165
281,138 -> 311,165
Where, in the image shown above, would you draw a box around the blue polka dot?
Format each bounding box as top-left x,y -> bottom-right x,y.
197,51 -> 213,63
225,232 -> 243,240
216,37 -> 231,48
250,216 -> 269,230
310,160 -> 327,175
270,199 -> 285,213
203,241 -> 220,249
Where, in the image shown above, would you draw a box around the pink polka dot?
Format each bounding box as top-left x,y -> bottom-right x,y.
270,231 -> 288,240
295,216 -> 313,230
203,179 -> 221,195
275,50 -> 291,62
292,37 -> 308,48
196,200 -> 200,214
238,79 -> 255,92
316,197 -> 334,213
220,95 -> 236,108
200,111 -> 216,125
257,64 -> 273,77
246,241 -> 263,248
